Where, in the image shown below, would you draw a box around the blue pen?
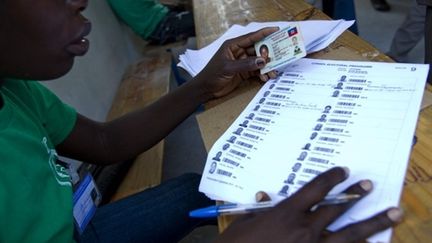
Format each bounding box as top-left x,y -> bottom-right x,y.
189,193 -> 360,218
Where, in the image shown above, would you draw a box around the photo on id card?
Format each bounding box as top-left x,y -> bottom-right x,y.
255,24 -> 306,74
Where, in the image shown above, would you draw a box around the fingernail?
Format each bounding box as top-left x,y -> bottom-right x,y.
387,208 -> 403,222
255,58 -> 265,67
255,192 -> 264,202
359,180 -> 373,191
342,167 -> 350,178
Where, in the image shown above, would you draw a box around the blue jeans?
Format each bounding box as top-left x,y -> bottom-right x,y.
80,173 -> 216,243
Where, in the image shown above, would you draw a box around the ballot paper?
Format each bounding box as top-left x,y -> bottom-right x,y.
178,20 -> 354,77
199,58 -> 429,242
255,24 -> 306,74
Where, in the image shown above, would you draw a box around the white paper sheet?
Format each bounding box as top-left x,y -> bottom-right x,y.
178,20 -> 354,77
199,58 -> 429,243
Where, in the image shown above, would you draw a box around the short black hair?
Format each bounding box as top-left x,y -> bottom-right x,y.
259,44 -> 269,53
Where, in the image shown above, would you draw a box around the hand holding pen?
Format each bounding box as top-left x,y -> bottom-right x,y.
211,167 -> 403,243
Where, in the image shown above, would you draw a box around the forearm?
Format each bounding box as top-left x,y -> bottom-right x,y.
57,76 -> 212,164
97,77 -> 211,163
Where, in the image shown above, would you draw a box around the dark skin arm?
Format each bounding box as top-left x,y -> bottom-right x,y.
56,27 -> 278,164
217,167 -> 402,243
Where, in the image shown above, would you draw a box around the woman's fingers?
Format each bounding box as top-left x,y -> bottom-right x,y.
309,180 -> 373,229
280,167 -> 349,212
323,208 -> 402,243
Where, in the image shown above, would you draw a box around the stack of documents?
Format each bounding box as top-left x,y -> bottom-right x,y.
178,20 -> 354,77
199,58 -> 429,242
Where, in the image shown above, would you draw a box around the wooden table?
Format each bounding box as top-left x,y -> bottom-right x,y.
193,0 -> 432,242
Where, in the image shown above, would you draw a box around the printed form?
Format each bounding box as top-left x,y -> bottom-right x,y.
199,58 -> 429,242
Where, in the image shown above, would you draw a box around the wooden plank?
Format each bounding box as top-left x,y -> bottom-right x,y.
421,89 -> 432,109
393,110 -> 432,242
110,145 -> 164,201
108,49 -> 171,202
106,50 -> 171,120
193,0 -> 312,48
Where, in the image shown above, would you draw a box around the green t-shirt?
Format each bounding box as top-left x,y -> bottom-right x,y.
0,79 -> 77,242
108,0 -> 168,39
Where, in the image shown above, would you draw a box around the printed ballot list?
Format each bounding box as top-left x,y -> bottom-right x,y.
199,58 -> 429,242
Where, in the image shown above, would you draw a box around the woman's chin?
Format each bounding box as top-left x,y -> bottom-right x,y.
33,60 -> 75,81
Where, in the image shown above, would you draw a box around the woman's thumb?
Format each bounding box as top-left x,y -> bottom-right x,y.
224,57 -> 266,74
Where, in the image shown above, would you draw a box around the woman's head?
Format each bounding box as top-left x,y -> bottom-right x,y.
259,44 -> 269,60
0,0 -> 91,81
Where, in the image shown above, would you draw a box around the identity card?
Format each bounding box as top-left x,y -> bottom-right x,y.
255,24 -> 306,74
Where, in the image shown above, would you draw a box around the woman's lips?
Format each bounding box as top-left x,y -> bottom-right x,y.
66,21 -> 92,56
66,37 -> 90,56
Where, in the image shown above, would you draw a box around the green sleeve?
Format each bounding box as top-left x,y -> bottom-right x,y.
26,82 -> 77,146
108,0 -> 168,39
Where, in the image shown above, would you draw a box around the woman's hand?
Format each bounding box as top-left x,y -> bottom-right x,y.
216,167 -> 402,243
193,27 -> 279,99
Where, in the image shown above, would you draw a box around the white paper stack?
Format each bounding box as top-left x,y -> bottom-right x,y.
178,20 -> 354,77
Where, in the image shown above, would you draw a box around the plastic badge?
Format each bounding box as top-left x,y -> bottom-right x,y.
72,173 -> 101,234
